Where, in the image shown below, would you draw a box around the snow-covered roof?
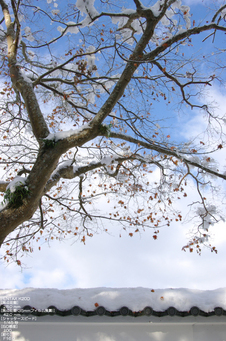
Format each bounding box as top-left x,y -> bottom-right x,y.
1,287 -> 226,318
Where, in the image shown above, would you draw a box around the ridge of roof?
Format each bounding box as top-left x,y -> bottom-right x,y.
1,304 -> 225,317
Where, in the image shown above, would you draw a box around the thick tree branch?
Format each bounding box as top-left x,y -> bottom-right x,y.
0,0 -> 49,142
89,14 -> 158,129
143,23 -> 226,62
108,132 -> 226,181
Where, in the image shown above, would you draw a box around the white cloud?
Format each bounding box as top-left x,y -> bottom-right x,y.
1,195 -> 226,291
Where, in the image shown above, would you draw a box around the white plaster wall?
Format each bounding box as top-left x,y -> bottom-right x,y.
7,320 -> 226,341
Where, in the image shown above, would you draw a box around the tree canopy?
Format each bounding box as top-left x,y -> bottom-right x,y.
0,0 -> 226,264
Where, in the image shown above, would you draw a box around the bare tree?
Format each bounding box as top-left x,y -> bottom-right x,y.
0,0 -> 226,263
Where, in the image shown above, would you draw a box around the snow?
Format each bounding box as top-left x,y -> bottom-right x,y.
45,124 -> 90,141
196,205 -> 217,230
111,16 -> 128,29
188,155 -> 200,165
100,155 -> 114,166
24,27 -> 35,42
94,73 -> 121,94
150,0 -> 190,29
131,19 -> 143,34
57,26 -> 65,35
201,157 -> 218,172
57,23 -> 79,35
67,22 -> 79,34
20,69 -> 33,84
76,0 -> 99,19
0,287 -> 226,312
63,62 -> 78,73
27,50 -> 35,59
6,176 -> 27,193
86,45 -> 96,69
178,27 -> 186,34
51,9 -> 60,15
161,15 -> 170,26
0,176 -> 27,211
121,9 -> 136,15
150,0 -> 164,17
121,29 -> 133,44
55,160 -> 73,172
